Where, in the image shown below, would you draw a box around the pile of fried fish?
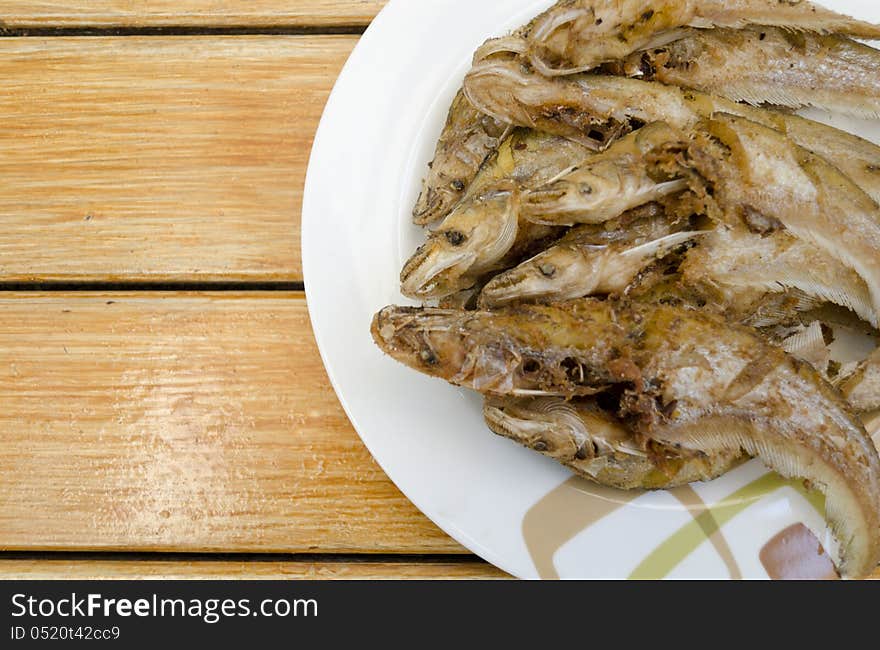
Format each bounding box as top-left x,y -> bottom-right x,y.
371,0 -> 880,578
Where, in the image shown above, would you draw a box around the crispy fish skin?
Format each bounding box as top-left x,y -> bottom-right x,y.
683,114 -> 880,327
680,226 -> 875,327
480,204 -> 700,307
413,91 -> 512,225
371,299 -> 880,577
527,0 -> 880,76
522,122 -> 689,226
631,27 -> 880,119
463,61 -> 880,205
484,397 -> 742,490
401,129 -> 590,300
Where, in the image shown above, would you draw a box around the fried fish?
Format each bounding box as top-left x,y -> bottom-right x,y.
621,27 -> 880,118
463,61 -> 880,204
401,128 -> 591,300
527,0 -> 880,76
484,396 -> 742,490
372,299 -> 880,577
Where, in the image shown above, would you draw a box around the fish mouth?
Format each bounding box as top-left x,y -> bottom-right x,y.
483,401 -> 556,443
413,187 -> 453,226
371,306 -> 466,375
522,182 -> 603,224
480,276 -> 532,308
522,161 -> 585,213
522,184 -> 574,214
481,268 -> 563,308
400,247 -> 476,300
412,188 -> 442,224
483,402 -> 588,460
372,305 -> 459,340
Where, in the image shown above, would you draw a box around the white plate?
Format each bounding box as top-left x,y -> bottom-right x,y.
302,0 -> 880,579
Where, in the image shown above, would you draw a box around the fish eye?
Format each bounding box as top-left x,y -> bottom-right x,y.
444,230 -> 467,246
522,359 -> 542,373
538,263 -> 557,278
579,183 -> 593,195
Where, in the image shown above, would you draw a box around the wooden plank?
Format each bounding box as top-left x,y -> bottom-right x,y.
0,558 -> 509,580
0,293 -> 463,554
0,36 -> 356,282
1,1 -> 387,28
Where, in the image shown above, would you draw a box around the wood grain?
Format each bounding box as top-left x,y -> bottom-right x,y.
0,36 -> 356,282
0,293 -> 462,554
0,558 -> 508,580
0,2 -> 387,28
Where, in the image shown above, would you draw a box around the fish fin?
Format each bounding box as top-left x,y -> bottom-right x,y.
785,275 -> 875,328
621,231 -> 707,261
782,321 -> 832,377
653,178 -> 690,199
727,271 -> 876,328
658,413 -> 872,577
478,192 -> 520,272
834,361 -> 863,387
779,227 -> 880,328
713,83 -> 880,120
696,1 -> 880,39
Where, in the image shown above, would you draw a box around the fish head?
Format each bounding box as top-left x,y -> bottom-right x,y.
400,186 -> 520,299
522,123 -> 686,225
464,54 -> 539,128
480,245 -> 594,307
412,183 -> 460,227
522,161 -> 625,224
484,396 -> 630,459
371,306 -> 477,383
527,0 -> 694,75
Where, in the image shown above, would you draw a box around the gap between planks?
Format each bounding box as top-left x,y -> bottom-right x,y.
0,27 -> 368,38
0,282 -> 305,292
0,2 -> 388,29
0,554 -> 510,580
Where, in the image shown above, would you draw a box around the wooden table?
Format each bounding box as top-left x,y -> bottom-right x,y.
0,1 -> 507,580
